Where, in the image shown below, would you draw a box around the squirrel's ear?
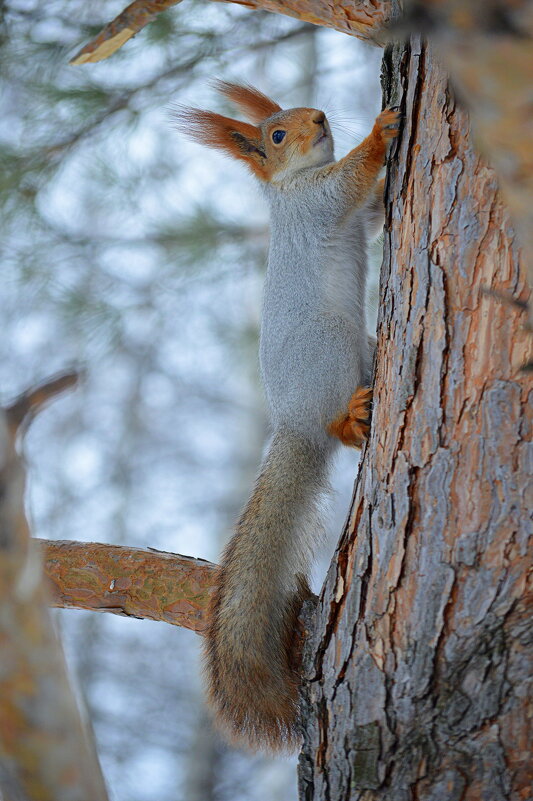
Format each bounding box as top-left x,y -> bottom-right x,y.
214,81 -> 282,124
173,107 -> 268,179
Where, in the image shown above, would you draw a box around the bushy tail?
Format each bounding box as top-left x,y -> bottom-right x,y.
204,428 -> 330,751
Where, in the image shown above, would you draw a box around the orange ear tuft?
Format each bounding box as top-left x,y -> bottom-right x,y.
214,81 -> 282,124
172,106 -> 268,179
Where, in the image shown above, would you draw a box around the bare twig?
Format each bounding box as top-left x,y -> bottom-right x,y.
480,286 -> 533,370
480,285 -> 530,316
6,369 -> 80,433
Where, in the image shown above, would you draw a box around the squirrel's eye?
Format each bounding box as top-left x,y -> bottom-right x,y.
272,130 -> 286,144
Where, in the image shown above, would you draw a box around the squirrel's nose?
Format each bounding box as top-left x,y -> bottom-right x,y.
312,111 -> 326,125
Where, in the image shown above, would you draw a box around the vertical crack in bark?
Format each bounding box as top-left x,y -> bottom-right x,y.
438,266 -> 451,442
313,495 -> 366,686
357,505 -> 373,627
400,38 -> 425,203
317,696 -> 331,801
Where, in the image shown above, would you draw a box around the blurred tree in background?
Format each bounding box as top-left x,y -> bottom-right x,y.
1,1 -> 381,798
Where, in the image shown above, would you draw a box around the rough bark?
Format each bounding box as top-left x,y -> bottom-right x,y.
214,0 -> 390,37
298,36 -> 532,801
40,539 -> 216,633
405,0 -> 533,336
0,379 -> 108,801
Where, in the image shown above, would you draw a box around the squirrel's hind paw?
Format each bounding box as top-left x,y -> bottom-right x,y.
328,386 -> 373,449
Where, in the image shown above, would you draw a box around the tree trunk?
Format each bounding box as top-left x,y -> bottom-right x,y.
298,36 -> 531,801
0,378 -> 109,801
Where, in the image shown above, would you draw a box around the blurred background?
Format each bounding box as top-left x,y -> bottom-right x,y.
1,2 -> 382,798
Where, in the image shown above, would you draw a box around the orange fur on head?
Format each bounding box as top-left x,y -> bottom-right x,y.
174,88 -> 335,182
214,81 -> 282,124
172,106 -> 268,179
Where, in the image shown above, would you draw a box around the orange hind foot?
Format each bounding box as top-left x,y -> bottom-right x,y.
327,387 -> 373,448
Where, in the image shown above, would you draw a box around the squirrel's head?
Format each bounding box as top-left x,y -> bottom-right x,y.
173,82 -> 334,181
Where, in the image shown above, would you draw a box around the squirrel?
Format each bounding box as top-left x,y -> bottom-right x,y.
174,83 -> 400,751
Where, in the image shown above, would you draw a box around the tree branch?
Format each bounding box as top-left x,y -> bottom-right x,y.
6,369 -> 79,433
70,0 -> 391,64
40,539 -> 217,633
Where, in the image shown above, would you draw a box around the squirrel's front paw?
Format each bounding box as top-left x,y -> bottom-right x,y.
375,108 -> 402,143
328,387 -> 373,449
